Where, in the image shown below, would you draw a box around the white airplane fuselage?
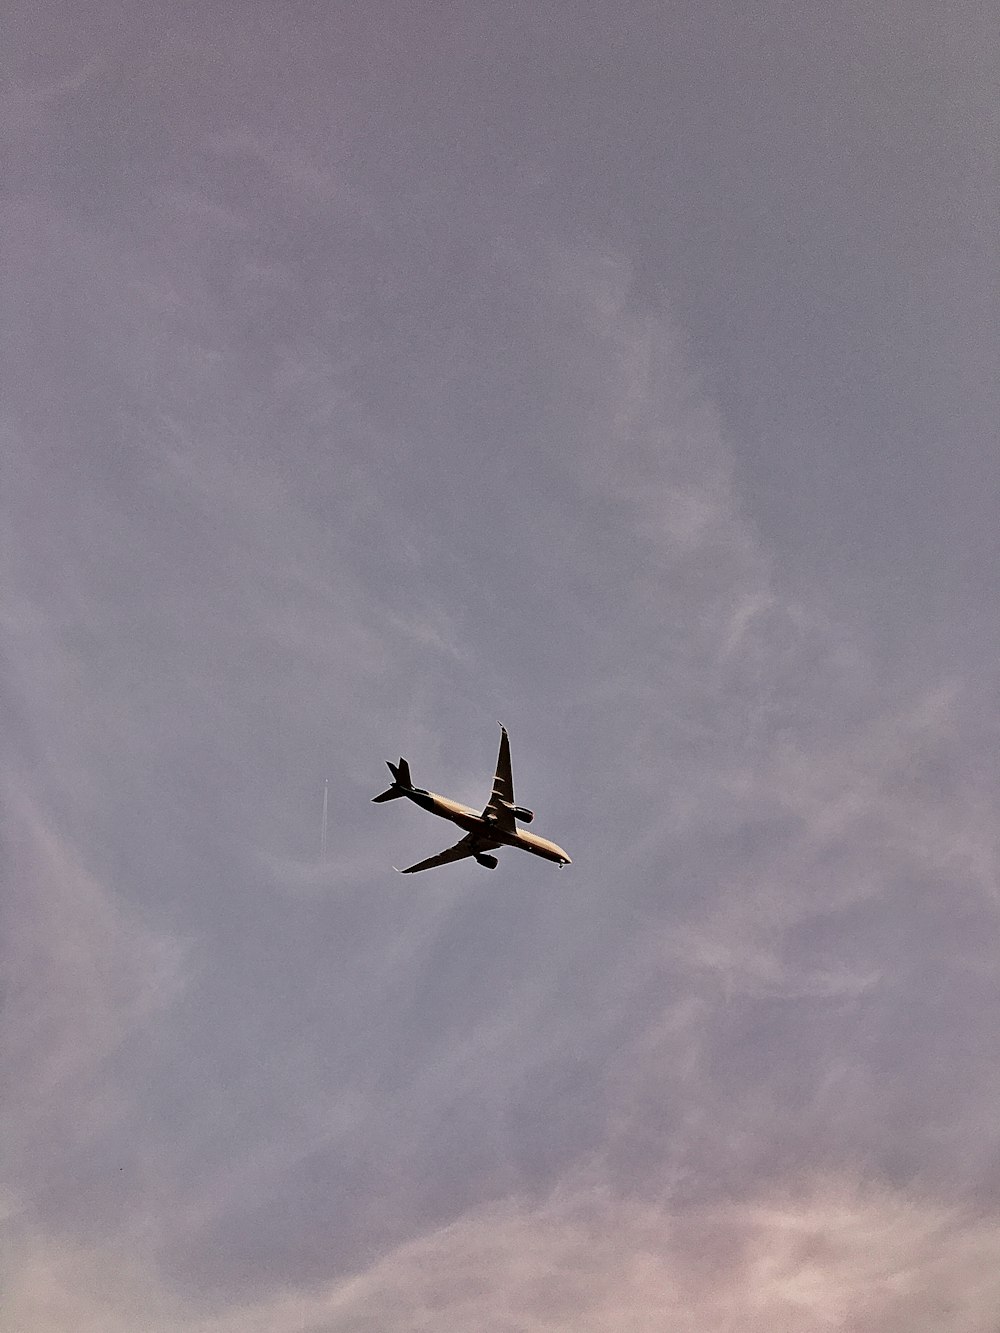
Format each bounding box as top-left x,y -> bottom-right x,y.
405,787 -> 571,865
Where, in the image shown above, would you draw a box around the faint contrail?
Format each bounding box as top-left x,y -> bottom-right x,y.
321,779 -> 329,860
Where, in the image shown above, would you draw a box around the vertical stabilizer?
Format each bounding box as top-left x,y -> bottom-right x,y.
371,757 -> 413,803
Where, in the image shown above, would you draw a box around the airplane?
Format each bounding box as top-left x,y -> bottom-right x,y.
372,723 -> 572,874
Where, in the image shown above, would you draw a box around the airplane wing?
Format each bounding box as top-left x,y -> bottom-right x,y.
481,722 -> 517,832
395,834 -> 482,875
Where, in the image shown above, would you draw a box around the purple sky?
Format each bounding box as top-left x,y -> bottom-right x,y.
4,3 -> 1000,1328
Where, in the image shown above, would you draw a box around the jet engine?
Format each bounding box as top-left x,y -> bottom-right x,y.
475,853 -> 499,869
513,806 -> 534,824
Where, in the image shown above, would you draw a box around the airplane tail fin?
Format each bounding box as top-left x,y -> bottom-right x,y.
371,758 -> 412,803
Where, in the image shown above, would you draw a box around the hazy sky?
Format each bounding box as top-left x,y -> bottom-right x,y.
4,3 -> 1000,1329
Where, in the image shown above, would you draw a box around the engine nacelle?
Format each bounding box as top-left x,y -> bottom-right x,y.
495,800 -> 535,824
475,853 -> 499,869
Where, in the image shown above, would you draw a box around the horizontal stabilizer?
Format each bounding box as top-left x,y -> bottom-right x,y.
371,786 -> 404,803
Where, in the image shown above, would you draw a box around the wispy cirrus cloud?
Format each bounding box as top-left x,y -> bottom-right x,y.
4,6 -> 1000,1325
8,1175 -> 1000,1332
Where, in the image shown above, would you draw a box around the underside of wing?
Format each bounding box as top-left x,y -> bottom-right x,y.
395,834 -> 482,875
482,722 -> 516,832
